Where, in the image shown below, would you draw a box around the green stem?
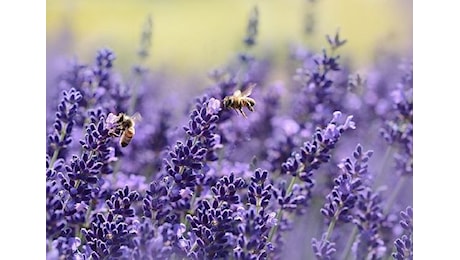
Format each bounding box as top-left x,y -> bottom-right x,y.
127,75 -> 140,116
84,203 -> 93,226
74,180 -> 81,189
256,197 -> 261,215
373,146 -> 394,189
49,123 -> 69,167
267,175 -> 298,242
127,44 -> 149,116
324,213 -> 338,241
49,149 -> 60,169
383,176 -> 407,215
313,208 -> 341,258
386,253 -> 394,260
190,241 -> 198,252
340,226 -> 358,260
183,188 -> 197,230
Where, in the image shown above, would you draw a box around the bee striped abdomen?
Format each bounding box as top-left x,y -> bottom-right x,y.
120,127 -> 135,147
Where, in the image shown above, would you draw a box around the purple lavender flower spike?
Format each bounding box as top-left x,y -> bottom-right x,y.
326,29 -> 347,51
291,32 -> 348,125
47,88 -> 83,162
353,188 -> 387,259
399,206 -> 413,232
164,96 -> 222,209
321,172 -> 360,223
267,112 -> 356,256
143,180 -> 172,223
391,206 -> 413,260
106,186 -> 141,218
310,144 -> 377,259
46,179 -> 66,239
380,62 -> 413,176
81,211 -> 137,259
212,173 -> 245,205
392,235 -> 413,260
338,143 -> 374,183
132,217 -> 182,259
243,6 -> 259,48
78,113 -> 118,175
55,49 -> 130,118
248,169 -> 272,208
312,234 -> 337,260
95,48 -> 116,69
234,169 -> 275,260
281,111 -> 356,183
48,236 -> 83,260
187,199 -> 237,258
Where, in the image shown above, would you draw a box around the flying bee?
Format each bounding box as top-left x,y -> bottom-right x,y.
107,112 -> 142,147
222,84 -> 256,118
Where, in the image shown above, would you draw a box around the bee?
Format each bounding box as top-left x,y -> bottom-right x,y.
107,112 -> 142,147
222,84 -> 256,118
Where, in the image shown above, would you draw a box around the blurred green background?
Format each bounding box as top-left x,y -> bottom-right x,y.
47,0 -> 412,79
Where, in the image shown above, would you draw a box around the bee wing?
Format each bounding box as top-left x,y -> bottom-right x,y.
130,112 -> 143,123
241,83 -> 256,97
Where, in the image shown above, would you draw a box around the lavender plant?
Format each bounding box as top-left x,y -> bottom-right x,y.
46,6 -> 412,260
391,206 -> 413,260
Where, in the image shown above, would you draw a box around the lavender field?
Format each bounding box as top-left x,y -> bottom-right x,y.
46,2 -> 413,259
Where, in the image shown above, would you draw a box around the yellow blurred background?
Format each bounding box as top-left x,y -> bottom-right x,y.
47,0 -> 412,78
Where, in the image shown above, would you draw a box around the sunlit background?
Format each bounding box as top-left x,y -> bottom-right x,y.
47,0 -> 412,82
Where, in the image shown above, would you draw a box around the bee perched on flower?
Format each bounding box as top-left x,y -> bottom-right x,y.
222,84 -> 256,118
106,112 -> 142,147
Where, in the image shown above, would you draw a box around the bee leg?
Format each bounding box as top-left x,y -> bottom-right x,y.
109,126 -> 124,137
108,129 -> 119,137
239,108 -> 247,118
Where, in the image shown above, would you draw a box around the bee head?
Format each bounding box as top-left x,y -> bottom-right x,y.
117,113 -> 126,123
122,119 -> 134,128
223,96 -> 233,107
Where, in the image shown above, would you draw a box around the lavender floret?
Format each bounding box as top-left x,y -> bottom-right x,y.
106,186 -> 141,218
